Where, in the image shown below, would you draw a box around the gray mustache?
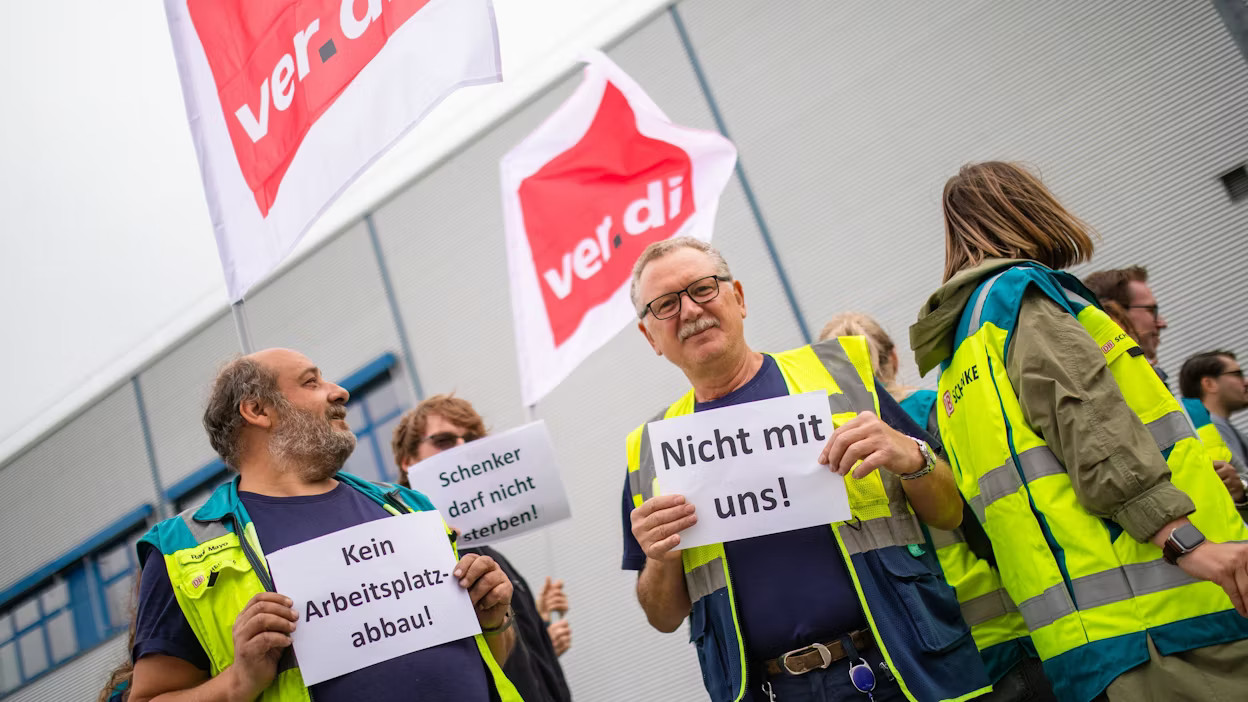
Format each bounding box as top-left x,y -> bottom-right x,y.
679,316 -> 720,341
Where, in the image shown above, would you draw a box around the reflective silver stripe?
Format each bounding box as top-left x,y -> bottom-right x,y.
1017,446 -> 1064,482
928,527 -> 964,550
1070,560 -> 1199,609
841,514 -> 924,555
1145,411 -> 1197,453
1017,582 -> 1076,631
811,340 -> 874,412
633,408 -> 670,502
971,447 -> 1065,518
178,508 -> 229,545
968,271 -> 1010,331
685,558 -> 728,603
960,589 -> 1018,628
827,392 -> 859,416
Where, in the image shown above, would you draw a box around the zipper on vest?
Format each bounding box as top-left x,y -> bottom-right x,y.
720,554 -> 752,702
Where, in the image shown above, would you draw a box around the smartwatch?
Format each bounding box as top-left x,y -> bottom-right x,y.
1162,524 -> 1206,565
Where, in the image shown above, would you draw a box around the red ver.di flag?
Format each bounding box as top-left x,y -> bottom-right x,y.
165,0 -> 502,301
500,51 -> 737,406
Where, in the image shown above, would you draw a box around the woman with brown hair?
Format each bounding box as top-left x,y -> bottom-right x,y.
910,161 -> 1248,702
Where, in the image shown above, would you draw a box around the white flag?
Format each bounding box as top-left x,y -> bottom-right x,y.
165,0 -> 502,301
500,51 -> 737,406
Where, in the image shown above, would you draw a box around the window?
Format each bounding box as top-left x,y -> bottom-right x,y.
0,508 -> 150,697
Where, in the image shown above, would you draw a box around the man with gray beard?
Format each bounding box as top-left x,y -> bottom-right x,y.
129,348 -> 523,702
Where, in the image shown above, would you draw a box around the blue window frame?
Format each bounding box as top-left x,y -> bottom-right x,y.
0,506 -> 152,697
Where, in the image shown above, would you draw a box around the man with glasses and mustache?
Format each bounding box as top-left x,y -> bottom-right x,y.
392,394 -> 574,702
128,349 -> 522,702
620,237 -> 990,702
1181,351 -> 1248,493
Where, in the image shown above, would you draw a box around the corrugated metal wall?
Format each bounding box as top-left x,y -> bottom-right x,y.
3,1 -> 1246,699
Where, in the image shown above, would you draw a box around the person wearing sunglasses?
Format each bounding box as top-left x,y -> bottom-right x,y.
623,237 -> 989,702
393,394 -> 573,702
1084,265 -> 1170,384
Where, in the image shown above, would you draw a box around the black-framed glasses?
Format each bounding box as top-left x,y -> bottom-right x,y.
640,275 -> 731,320
1128,304 -> 1161,320
423,431 -> 480,450
1220,369 -> 1245,379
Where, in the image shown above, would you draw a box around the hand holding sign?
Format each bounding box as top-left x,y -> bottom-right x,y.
454,553 -> 513,630
819,411 -> 925,479
629,494 -> 698,562
227,592 -> 300,699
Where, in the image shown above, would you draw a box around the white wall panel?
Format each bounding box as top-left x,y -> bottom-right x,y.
7,634 -> 126,702
0,388 -> 155,591
247,224 -> 403,389
678,0 -> 1248,395
138,314 -> 236,489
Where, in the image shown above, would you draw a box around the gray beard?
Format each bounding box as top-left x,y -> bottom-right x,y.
268,402 -> 357,482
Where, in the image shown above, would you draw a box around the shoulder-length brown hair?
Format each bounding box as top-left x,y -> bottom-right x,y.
941,161 -> 1096,282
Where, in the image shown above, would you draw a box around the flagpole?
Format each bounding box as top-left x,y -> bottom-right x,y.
231,299 -> 256,354
526,402 -> 562,622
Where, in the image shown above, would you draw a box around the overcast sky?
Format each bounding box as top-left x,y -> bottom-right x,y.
0,0 -> 659,461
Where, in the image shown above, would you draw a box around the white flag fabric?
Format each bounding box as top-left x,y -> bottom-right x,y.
164,0 -> 502,301
500,51 -> 737,406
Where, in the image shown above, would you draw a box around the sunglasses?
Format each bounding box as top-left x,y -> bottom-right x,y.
423,431 -> 481,451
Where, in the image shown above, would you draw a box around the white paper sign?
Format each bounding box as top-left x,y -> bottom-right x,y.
404,421 -> 572,546
266,510 -> 481,685
648,391 -> 852,549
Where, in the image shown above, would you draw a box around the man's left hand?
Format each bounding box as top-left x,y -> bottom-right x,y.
818,411 -> 923,479
454,553 -> 513,629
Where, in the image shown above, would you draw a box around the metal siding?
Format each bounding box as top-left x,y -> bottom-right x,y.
138,314 -> 237,490
0,388 -> 156,592
677,0 -> 1248,395
6,633 -> 127,702
246,223 -> 404,392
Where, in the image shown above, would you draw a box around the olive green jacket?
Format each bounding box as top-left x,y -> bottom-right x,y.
910,259 -> 1195,543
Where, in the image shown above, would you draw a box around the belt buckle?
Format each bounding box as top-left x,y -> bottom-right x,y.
780,642 -> 833,675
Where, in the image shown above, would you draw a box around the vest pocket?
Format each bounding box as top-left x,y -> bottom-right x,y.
874,547 -> 970,653
689,594 -> 736,701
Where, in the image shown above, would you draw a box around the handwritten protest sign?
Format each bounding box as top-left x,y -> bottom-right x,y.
266,510 -> 480,685
648,391 -> 851,550
404,421 -> 572,545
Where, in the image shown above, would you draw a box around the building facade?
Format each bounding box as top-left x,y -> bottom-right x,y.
3,1 -> 1247,699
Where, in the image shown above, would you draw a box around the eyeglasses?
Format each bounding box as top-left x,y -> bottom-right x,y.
423,431 -> 480,450
1128,304 -> 1161,320
1220,370 -> 1245,379
640,275 -> 732,320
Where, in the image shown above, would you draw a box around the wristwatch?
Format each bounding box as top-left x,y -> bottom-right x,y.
1162,524 -> 1206,565
900,437 -> 936,481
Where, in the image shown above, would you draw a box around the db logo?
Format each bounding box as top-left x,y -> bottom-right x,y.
1100,340 -> 1115,354
191,575 -> 206,589
188,0 -> 432,215
518,82 -> 695,347
943,391 -> 954,417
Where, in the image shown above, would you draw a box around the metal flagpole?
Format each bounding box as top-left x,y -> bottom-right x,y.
526,402 -> 563,622
231,299 -> 256,353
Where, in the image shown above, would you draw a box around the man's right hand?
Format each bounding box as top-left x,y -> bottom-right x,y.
630,494 -> 697,562
1175,540 -> 1248,617
227,592 -> 299,698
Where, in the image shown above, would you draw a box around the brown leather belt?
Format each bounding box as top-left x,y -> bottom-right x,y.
762,629 -> 873,676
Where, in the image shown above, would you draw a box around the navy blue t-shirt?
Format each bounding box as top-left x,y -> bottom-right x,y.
134,482 -> 490,701
620,354 -> 938,660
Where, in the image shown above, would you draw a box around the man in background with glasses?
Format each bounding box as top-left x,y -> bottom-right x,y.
1084,265 -> 1170,383
1181,351 -> 1248,484
620,237 -> 989,702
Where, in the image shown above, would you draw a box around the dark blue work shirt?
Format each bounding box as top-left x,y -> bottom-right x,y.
620,354 -> 938,661
134,482 -> 490,701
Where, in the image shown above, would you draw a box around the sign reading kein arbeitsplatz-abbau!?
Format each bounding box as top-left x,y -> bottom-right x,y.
500,51 -> 737,406
265,511 -> 482,685
404,421 -> 571,545
164,0 -> 502,301
648,392 -> 852,550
